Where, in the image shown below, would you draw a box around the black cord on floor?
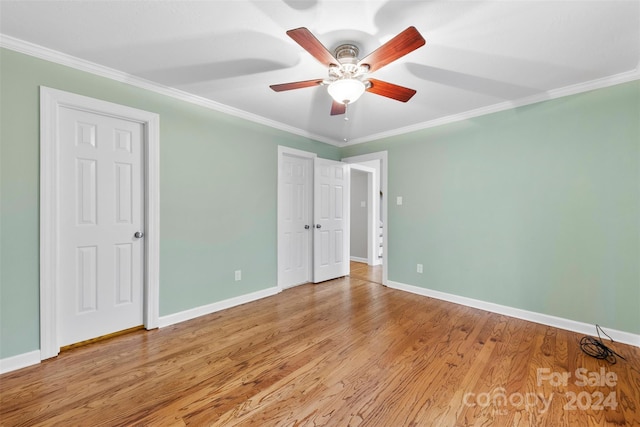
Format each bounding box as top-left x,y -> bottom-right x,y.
580,324 -> 626,364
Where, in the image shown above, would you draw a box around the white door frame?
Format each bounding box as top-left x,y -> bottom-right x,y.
343,151 -> 388,285
39,87 -> 160,359
277,146 -> 316,289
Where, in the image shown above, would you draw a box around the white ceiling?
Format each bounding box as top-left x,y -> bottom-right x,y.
1,1 -> 639,145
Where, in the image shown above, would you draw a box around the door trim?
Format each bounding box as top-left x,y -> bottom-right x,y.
277,146 -> 316,289
39,87 -> 160,359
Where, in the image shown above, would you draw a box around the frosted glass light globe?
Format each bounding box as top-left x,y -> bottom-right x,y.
327,79 -> 366,104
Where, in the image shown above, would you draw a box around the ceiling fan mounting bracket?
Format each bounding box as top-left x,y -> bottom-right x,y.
334,43 -> 360,64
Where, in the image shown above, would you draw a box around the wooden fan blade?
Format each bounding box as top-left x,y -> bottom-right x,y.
358,26 -> 425,73
270,79 -> 324,92
286,27 -> 339,67
330,101 -> 346,116
366,78 -> 417,102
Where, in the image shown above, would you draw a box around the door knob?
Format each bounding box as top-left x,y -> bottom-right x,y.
304,225 -> 310,230
315,224 -> 322,229
134,231 -> 144,238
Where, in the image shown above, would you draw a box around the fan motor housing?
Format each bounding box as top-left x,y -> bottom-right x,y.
331,43 -> 368,79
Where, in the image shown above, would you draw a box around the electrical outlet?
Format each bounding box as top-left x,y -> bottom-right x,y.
417,264 -> 423,274
235,270 -> 242,281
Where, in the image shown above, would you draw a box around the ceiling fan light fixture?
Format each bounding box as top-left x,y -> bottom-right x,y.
327,79 -> 366,105
271,27 -> 425,115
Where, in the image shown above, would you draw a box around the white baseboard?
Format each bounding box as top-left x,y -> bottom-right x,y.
350,256 -> 368,263
0,287 -> 281,374
0,350 -> 41,374
387,280 -> 640,348
158,287 -> 281,328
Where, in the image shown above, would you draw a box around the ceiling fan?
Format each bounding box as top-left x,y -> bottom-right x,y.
270,27 -> 426,116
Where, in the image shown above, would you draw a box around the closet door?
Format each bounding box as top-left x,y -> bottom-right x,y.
313,158 -> 349,283
278,153 -> 313,288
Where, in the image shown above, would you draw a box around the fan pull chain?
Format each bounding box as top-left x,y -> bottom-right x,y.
342,103 -> 351,143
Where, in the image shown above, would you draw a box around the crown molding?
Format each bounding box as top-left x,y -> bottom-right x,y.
2,33 -> 638,148
0,34 -> 339,146
347,66 -> 640,146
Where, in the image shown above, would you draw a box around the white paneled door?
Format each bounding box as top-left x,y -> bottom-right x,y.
58,107 -> 144,346
278,153 -> 313,288
313,158 -> 349,283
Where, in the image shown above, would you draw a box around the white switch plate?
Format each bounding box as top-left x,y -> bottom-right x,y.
235,270 -> 241,281
417,264 -> 423,273
397,196 -> 403,205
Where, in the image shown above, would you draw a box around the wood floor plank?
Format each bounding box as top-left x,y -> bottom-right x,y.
1,268 -> 639,426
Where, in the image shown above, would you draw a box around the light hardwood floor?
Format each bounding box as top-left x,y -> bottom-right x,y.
349,260 -> 383,285
1,273 -> 639,426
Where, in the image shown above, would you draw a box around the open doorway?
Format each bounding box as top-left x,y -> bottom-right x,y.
349,165 -> 376,266
343,151 -> 388,286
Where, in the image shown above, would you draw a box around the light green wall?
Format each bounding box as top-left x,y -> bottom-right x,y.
343,80 -> 640,334
0,48 -> 340,358
2,46 -> 638,360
